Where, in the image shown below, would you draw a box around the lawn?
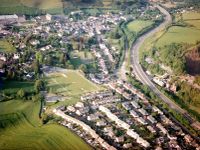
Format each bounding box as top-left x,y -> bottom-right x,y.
46,70 -> 103,106
127,20 -> 154,33
0,100 -> 91,150
0,40 -> 16,53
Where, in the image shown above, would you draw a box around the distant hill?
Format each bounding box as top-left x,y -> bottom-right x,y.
0,0 -> 147,15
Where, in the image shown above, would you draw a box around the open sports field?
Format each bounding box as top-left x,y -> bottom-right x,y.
0,100 -> 91,150
127,20 -> 154,33
46,70 -> 102,106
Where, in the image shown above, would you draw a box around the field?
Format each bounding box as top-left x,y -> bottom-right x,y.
2,81 -> 34,95
70,51 -> 95,69
0,0 -> 63,14
127,20 -> 154,33
46,70 -> 103,106
21,0 -> 63,14
155,11 -> 200,48
0,40 -> 16,53
155,26 -> 200,48
0,100 -> 91,150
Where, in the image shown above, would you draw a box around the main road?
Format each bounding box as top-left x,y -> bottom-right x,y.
130,5 -> 200,129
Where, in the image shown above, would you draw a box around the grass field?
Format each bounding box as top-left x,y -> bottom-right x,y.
46,70 -> 102,106
0,100 -> 91,150
0,40 -> 16,53
155,26 -> 200,47
0,0 -> 63,14
21,0 -> 63,14
70,51 -> 94,69
127,20 -> 154,33
2,81 -> 34,95
155,11 -> 200,48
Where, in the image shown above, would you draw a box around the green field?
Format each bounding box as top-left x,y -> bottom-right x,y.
0,0 -> 63,14
0,100 -> 91,150
70,51 -> 95,69
46,70 -> 103,106
155,11 -> 200,48
155,26 -> 200,47
127,20 -> 154,33
0,40 -> 16,53
2,81 -> 34,95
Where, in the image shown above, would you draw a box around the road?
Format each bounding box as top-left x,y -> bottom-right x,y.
130,5 -> 200,129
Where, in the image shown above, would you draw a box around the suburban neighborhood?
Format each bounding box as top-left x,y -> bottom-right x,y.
0,0 -> 200,150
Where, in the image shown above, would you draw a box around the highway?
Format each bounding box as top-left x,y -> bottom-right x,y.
130,5 -> 200,129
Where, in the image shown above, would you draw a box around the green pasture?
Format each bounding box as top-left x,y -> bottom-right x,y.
46,70 -> 103,106
127,20 -> 154,33
0,100 -> 91,150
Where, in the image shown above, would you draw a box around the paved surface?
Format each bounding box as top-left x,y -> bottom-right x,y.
130,5 -> 200,129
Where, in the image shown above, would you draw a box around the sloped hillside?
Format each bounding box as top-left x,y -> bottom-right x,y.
186,45 -> 200,75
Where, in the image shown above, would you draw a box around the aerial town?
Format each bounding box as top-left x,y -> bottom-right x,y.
0,0 -> 200,150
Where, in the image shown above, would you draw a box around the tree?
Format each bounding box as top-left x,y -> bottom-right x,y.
17,89 -> 25,99
79,64 -> 87,73
36,52 -> 43,64
59,53 -> 66,65
45,55 -> 53,65
32,93 -> 44,102
34,80 -> 44,93
33,60 -> 40,75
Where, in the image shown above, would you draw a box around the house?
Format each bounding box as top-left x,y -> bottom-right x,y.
152,106 -> 163,114
87,114 -> 99,121
40,14 -> 52,21
131,101 -> 140,109
147,125 -> 156,133
136,117 -> 148,125
122,102 -> 131,110
104,126 -> 113,133
156,123 -> 167,134
13,53 -> 20,59
137,137 -> 150,148
123,93 -> 132,100
67,106 -> 76,112
96,120 -> 106,126
126,129 -> 139,139
147,115 -> 157,124
184,134 -> 193,143
138,108 -> 148,116
0,55 -> 6,62
115,136 -> 124,143
123,143 -> 132,149
75,102 -> 84,108
130,110 -> 139,118
153,77 -> 165,87
75,107 -> 89,116
30,39 -> 40,46
116,87 -> 124,95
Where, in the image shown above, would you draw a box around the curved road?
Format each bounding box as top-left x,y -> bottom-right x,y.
130,5 -> 200,129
